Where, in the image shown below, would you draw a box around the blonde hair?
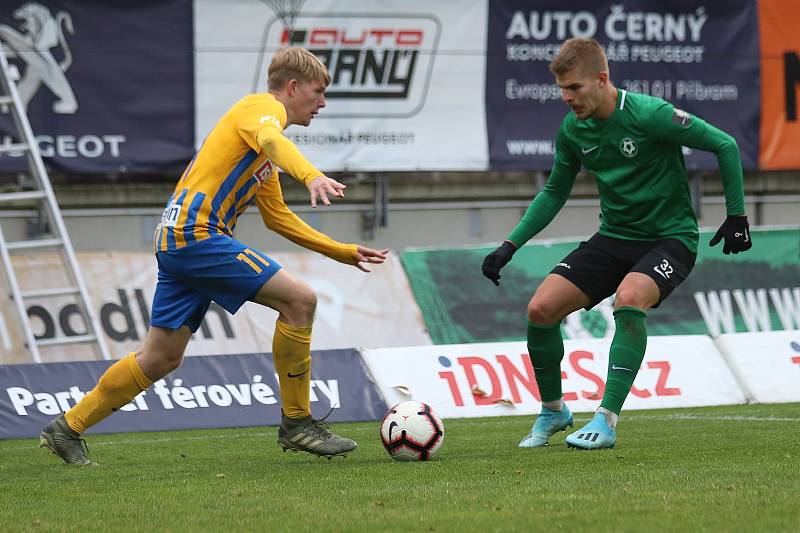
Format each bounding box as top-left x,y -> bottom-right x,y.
549,38 -> 609,77
268,47 -> 331,90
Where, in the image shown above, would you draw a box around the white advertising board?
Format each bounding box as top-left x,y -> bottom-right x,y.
716,330 -> 800,403
363,336 -> 746,419
0,252 -> 430,364
195,0 -> 489,170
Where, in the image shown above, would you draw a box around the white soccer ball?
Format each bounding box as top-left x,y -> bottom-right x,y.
380,401 -> 444,461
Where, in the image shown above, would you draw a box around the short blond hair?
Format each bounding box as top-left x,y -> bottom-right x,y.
268,47 -> 331,90
549,38 -> 608,77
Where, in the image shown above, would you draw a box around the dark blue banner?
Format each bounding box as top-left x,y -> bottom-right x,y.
0,0 -> 194,173
0,350 -> 386,439
487,1 -> 760,170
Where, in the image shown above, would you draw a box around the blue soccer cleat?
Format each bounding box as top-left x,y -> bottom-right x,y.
519,404 -> 573,448
565,411 -> 617,450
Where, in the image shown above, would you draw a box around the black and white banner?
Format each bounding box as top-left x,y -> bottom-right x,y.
194,0 -> 488,171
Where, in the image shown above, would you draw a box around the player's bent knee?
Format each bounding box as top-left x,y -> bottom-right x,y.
161,352 -> 184,372
138,348 -> 184,377
298,289 -> 317,321
614,287 -> 652,309
527,300 -> 559,326
285,286 -> 317,325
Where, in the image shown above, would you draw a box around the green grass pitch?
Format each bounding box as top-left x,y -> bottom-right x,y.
1,403 -> 798,532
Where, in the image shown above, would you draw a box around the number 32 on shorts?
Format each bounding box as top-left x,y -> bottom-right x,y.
237,248 -> 270,273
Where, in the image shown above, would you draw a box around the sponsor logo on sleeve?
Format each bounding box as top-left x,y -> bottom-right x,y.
259,115 -> 282,129
671,108 -> 693,128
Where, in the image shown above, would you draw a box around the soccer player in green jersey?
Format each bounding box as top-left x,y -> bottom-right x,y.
481,38 -> 752,450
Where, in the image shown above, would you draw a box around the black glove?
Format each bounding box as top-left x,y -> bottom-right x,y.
481,241 -> 517,286
709,215 -> 752,254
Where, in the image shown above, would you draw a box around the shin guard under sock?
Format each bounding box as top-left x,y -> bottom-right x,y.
65,352 -> 153,434
600,306 -> 647,415
527,321 -> 565,403
273,320 -> 313,419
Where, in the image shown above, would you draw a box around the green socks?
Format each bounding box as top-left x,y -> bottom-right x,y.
528,306 -> 647,414
600,306 -> 647,414
527,321 -> 564,403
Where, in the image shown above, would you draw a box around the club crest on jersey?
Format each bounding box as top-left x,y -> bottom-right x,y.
619,137 -> 638,158
254,160 -> 274,184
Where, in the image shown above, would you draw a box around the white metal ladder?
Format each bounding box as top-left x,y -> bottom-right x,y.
0,41 -> 109,362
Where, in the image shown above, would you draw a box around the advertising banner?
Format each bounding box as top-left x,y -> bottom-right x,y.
757,0 -> 800,169
0,251 -> 430,365
486,1 -> 760,170
716,330 -> 800,403
1,1 -> 796,174
363,335 -> 745,419
0,0 -> 195,173
401,227 -> 800,344
0,349 -> 386,439
195,0 -> 488,171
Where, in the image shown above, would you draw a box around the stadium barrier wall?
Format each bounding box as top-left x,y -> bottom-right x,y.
0,350 -> 385,440
0,252 -> 430,365
401,227 -> 800,344
362,336 -> 751,419
2,330 -> 796,439
715,330 -> 800,404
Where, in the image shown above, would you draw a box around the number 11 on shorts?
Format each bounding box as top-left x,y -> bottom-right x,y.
237,248 -> 270,273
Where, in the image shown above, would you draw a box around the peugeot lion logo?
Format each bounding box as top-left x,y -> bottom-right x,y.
0,2 -> 78,114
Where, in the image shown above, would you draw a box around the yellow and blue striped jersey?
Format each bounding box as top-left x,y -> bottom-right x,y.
155,93 -> 357,264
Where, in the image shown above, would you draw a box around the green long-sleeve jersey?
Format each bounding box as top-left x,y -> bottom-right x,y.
507,89 -> 745,253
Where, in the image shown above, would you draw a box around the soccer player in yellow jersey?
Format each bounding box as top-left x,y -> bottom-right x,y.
40,47 -> 388,464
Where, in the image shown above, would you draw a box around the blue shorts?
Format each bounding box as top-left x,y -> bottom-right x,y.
151,234 -> 282,331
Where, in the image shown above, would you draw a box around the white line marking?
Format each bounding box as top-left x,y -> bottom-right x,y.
626,414 -> 800,422
566,414 -> 800,423
4,414 -> 798,452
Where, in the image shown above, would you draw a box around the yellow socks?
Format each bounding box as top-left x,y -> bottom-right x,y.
62,323 -> 313,433
65,352 -> 153,434
272,320 -> 312,419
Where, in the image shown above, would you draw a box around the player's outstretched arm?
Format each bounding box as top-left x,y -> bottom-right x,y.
503,124 -> 580,251
259,128 -> 347,209
648,103 -> 747,219
307,175 -> 346,208
353,245 -> 389,273
256,177 -> 386,268
647,103 -> 752,255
